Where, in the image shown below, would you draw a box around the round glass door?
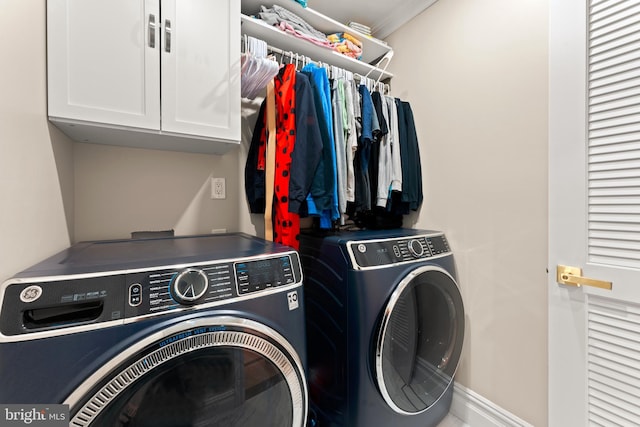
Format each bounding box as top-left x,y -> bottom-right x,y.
375,265 -> 464,415
66,317 -> 307,427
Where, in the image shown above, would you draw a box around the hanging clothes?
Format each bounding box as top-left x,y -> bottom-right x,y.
357,88 -> 404,229
244,48 -> 423,233
395,99 -> 423,213
386,95 -> 403,195
344,78 -> 359,204
370,91 -> 389,208
289,72 -> 323,215
351,84 -> 380,216
245,63 -> 322,249
332,78 -> 349,224
301,63 -> 338,228
374,93 -> 393,208
271,65 -> 299,247
264,81 -> 277,240
245,100 -> 268,214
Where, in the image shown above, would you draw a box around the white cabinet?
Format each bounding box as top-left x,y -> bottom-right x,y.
47,0 -> 240,154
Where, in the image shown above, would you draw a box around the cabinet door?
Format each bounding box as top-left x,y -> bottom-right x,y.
47,0 -> 160,129
160,0 -> 240,141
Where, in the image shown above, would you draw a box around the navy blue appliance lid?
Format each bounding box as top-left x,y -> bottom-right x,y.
12,233 -> 292,278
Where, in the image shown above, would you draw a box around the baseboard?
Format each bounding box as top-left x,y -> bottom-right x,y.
449,383 -> 534,427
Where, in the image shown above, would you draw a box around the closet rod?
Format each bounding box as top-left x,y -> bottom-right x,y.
241,35 -> 391,91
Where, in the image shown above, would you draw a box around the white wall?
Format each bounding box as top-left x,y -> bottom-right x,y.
73,143 -> 240,242
0,1 -> 72,281
385,1 -> 549,425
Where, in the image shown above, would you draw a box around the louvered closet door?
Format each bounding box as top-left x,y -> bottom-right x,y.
550,1 -> 640,426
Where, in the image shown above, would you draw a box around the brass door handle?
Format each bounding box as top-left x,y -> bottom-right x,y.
556,265 -> 612,290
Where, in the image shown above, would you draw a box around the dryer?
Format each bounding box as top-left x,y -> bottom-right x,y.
0,233 -> 308,427
299,229 -> 465,427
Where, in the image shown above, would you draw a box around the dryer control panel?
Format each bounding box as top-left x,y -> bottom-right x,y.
347,234 -> 451,269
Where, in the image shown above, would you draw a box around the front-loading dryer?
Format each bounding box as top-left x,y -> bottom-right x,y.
299,228 -> 465,427
0,233 -> 308,427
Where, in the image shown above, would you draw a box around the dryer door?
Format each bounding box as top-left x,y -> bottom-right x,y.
65,316 -> 307,427
375,265 -> 464,415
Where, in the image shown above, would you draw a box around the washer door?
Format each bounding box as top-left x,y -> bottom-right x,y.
65,316 -> 307,427
375,265 -> 464,415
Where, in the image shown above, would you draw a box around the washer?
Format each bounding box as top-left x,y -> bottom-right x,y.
299,229 -> 465,427
0,233 -> 308,427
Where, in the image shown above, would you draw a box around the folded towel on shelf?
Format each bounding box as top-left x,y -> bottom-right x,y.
255,5 -> 366,60
347,22 -> 372,36
328,32 -> 363,60
278,21 -> 334,49
258,5 -> 328,43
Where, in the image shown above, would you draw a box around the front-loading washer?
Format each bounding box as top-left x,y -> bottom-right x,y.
0,233 -> 308,427
299,228 -> 465,427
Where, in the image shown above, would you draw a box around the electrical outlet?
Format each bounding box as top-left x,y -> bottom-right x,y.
211,177 -> 226,199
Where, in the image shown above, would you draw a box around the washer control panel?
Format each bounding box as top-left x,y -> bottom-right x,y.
348,234 -> 450,269
235,256 -> 296,295
125,254 -> 300,317
0,234 -> 303,340
0,253 -> 302,339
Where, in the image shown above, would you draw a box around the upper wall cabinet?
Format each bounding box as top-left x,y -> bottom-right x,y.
47,0 -> 241,154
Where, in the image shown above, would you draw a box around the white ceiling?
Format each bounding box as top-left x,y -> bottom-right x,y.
305,0 -> 438,39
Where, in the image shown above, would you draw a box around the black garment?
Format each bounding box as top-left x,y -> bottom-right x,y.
371,91 -> 389,136
289,72 -> 323,214
395,99 -> 423,212
245,101 -> 267,214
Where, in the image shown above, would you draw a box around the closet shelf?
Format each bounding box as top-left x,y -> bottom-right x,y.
241,14 -> 393,81
240,0 -> 394,81
241,0 -> 392,64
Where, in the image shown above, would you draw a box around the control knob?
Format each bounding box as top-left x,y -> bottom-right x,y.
408,239 -> 425,257
170,269 -> 209,305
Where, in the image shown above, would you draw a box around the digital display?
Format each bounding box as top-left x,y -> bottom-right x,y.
248,260 -> 284,284
235,256 -> 294,294
430,237 -> 449,254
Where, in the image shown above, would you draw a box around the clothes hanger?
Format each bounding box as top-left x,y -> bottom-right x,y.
241,37 -> 263,97
345,70 -> 354,81
362,50 -> 393,90
241,36 -> 279,99
241,38 -> 260,98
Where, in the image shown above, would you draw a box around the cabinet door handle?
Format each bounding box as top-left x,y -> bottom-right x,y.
164,19 -> 172,53
148,14 -> 157,48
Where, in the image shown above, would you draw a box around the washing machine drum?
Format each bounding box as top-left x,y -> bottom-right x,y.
65,316 -> 307,427
375,265 -> 465,415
